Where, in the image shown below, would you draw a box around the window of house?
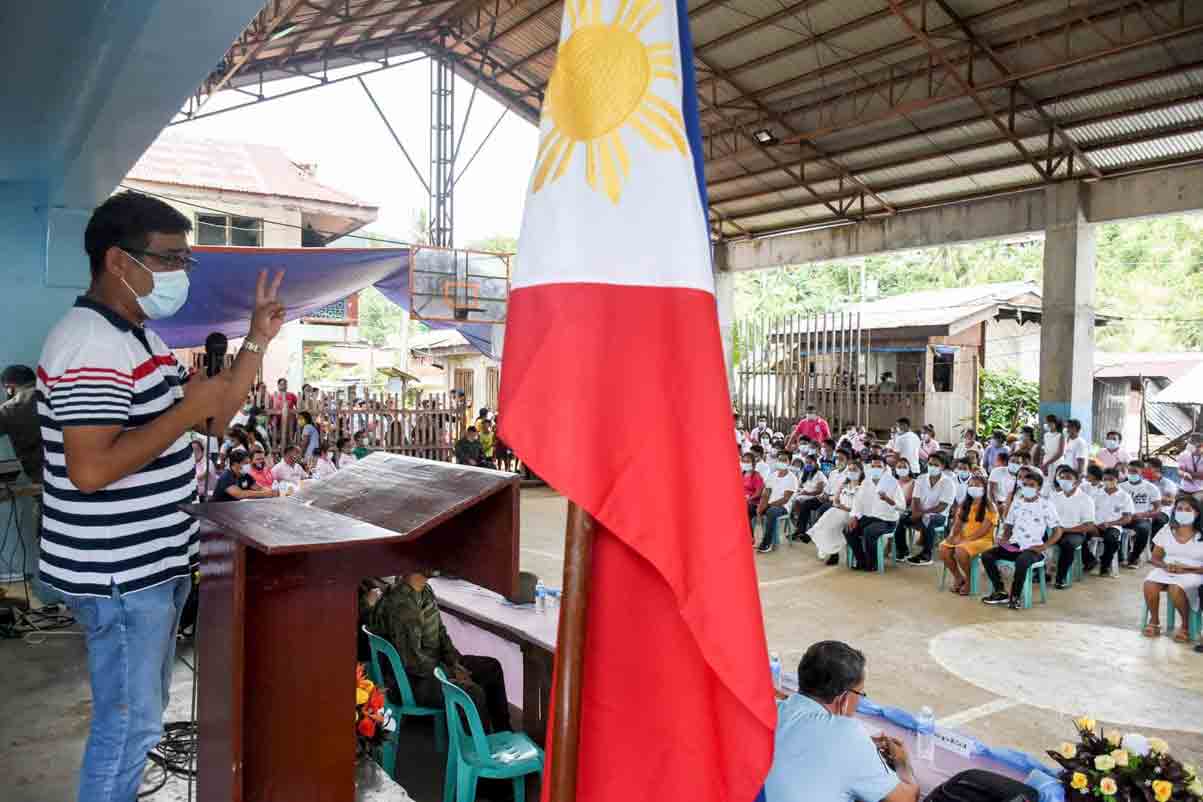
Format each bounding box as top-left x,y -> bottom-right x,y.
196,213 -> 263,246
454,369 -> 475,409
486,367 -> 500,410
932,351 -> 955,393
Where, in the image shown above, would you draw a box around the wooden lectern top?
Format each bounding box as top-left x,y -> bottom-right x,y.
185,452 -> 517,555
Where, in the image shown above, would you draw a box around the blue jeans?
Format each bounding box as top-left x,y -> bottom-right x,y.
758,506 -> 789,549
66,577 -> 190,802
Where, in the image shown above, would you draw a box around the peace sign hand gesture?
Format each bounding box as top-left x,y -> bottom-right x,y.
249,269 -> 286,344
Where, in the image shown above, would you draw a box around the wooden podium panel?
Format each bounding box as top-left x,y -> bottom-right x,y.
187,454 -> 519,802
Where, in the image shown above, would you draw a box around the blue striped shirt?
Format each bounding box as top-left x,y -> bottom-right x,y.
36,297 -> 198,597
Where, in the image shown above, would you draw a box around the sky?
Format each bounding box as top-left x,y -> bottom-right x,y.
162,57 -> 540,247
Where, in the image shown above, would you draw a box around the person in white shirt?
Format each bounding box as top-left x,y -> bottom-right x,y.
270,445 -> 310,486
843,456 -> 905,571
1146,457 -> 1179,538
750,445 -> 771,484
1141,495 -> 1203,642
748,417 -> 772,451
1121,460 -> 1162,569
989,453 -> 1020,511
809,459 -> 861,565
951,458 -> 973,512
1048,466 -> 1096,589
311,444 -> 340,480
953,428 -> 983,464
336,436 -> 358,468
790,454 -> 828,541
906,452 -> 957,566
1039,415 -> 1065,475
981,472 -> 1063,610
891,417 -> 921,476
1092,468 -> 1134,577
1094,430 -> 1131,472
1060,418 -> 1089,475
757,457 -> 798,553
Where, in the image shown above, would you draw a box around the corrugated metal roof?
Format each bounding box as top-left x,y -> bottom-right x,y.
201,0 -> 1203,239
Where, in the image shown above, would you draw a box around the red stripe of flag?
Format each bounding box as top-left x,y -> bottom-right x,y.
500,283 -> 776,802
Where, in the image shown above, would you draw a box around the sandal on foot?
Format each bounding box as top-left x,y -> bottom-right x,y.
1173,628 -> 1191,643
1142,624 -> 1162,638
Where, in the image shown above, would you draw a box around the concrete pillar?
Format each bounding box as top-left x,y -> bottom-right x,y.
1039,182 -> 1096,441
712,242 -> 736,391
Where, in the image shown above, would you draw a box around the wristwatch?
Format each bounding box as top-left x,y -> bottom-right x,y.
241,339 -> 265,355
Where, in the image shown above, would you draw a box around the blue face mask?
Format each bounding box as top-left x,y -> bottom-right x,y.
122,251 -> 190,319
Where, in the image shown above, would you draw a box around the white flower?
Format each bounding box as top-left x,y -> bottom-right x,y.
1122,733 -> 1151,756
1149,737 -> 1170,755
1186,778 -> 1202,797
1095,755 -> 1117,772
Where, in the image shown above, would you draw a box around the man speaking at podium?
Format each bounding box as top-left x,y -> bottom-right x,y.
36,191 -> 285,802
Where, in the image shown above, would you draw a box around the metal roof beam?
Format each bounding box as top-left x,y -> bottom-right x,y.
700,0 -> 1199,153
709,85 -> 1203,206
928,0 -> 1104,179
199,0 -> 310,102
884,0 -> 1048,182
696,54 -> 895,218
718,113 -> 1203,225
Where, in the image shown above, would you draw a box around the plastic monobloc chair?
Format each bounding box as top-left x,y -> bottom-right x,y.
434,666 -> 544,802
363,625 -> 447,779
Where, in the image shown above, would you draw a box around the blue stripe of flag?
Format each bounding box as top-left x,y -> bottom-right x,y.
675,0 -> 711,230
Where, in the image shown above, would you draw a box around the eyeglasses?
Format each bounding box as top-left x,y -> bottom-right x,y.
845,687 -> 866,699
124,248 -> 199,271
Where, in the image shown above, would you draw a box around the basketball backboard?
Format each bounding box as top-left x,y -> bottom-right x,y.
409,245 -> 511,324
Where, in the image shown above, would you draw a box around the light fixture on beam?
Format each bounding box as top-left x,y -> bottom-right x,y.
752,128 -> 776,145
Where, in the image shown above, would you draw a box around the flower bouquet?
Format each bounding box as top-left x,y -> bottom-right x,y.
1048,717 -> 1202,802
356,663 -> 395,754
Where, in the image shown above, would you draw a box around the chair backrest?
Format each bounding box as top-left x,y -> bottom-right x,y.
434,667 -> 493,760
362,625 -> 420,708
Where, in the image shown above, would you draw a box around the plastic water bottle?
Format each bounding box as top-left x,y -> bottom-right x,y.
535,579 -> 547,613
916,706 -> 935,761
769,652 -> 782,691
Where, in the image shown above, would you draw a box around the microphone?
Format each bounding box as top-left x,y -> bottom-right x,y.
204,332 -> 228,378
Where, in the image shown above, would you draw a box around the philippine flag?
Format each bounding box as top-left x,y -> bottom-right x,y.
499,0 -> 778,798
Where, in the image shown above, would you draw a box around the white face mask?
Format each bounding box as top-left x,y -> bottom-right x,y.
896,467 -> 910,477
774,462 -> 788,472
1105,438 -> 1119,449
1128,474 -> 1141,485
1058,478 -> 1075,493
121,251 -> 190,319
1175,510 -> 1197,526
845,471 -> 861,482
867,466 -> 884,482
1007,463 -> 1021,475
967,486 -> 985,499
1020,486 -> 1038,499
741,463 -> 753,474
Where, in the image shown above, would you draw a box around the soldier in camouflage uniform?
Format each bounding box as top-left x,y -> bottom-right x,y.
369,571 -> 511,733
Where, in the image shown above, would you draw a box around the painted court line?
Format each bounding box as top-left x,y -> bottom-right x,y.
937,698 -> 1019,727
759,567 -> 840,588
521,547 -> 564,560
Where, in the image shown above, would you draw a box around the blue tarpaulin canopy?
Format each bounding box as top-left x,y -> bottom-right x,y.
146,246 -> 495,357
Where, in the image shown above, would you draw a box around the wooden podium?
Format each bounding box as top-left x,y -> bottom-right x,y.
185,453 -> 520,802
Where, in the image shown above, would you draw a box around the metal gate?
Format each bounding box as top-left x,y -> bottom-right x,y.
733,311 -> 868,435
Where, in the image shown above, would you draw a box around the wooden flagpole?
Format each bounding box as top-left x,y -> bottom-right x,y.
548,501 -> 595,801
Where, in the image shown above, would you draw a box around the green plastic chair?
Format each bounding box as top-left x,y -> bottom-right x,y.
362,625 -> 447,778
996,558 -> 1047,608
1142,591 -> 1202,641
845,532 -> 893,574
433,667 -> 544,802
938,553 -> 982,595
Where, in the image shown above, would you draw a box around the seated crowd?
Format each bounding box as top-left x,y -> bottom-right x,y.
740,411 -> 1203,639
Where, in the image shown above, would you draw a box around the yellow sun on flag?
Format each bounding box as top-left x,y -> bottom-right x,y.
531,0 -> 686,204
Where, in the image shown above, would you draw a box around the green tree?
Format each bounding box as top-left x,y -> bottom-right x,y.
303,345 -> 340,383
466,234 -> 518,254
734,212 -> 1203,353
978,369 -> 1040,433
357,286 -> 407,348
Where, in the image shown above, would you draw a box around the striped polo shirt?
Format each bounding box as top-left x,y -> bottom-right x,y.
37,296 -> 198,597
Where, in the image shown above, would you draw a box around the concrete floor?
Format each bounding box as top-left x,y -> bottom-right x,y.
3,485 -> 1202,802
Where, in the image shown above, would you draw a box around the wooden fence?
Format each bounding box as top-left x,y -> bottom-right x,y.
246,386 -> 470,463
733,311 -> 869,435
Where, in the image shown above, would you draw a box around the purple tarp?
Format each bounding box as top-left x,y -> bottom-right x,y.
147,246 -> 494,357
